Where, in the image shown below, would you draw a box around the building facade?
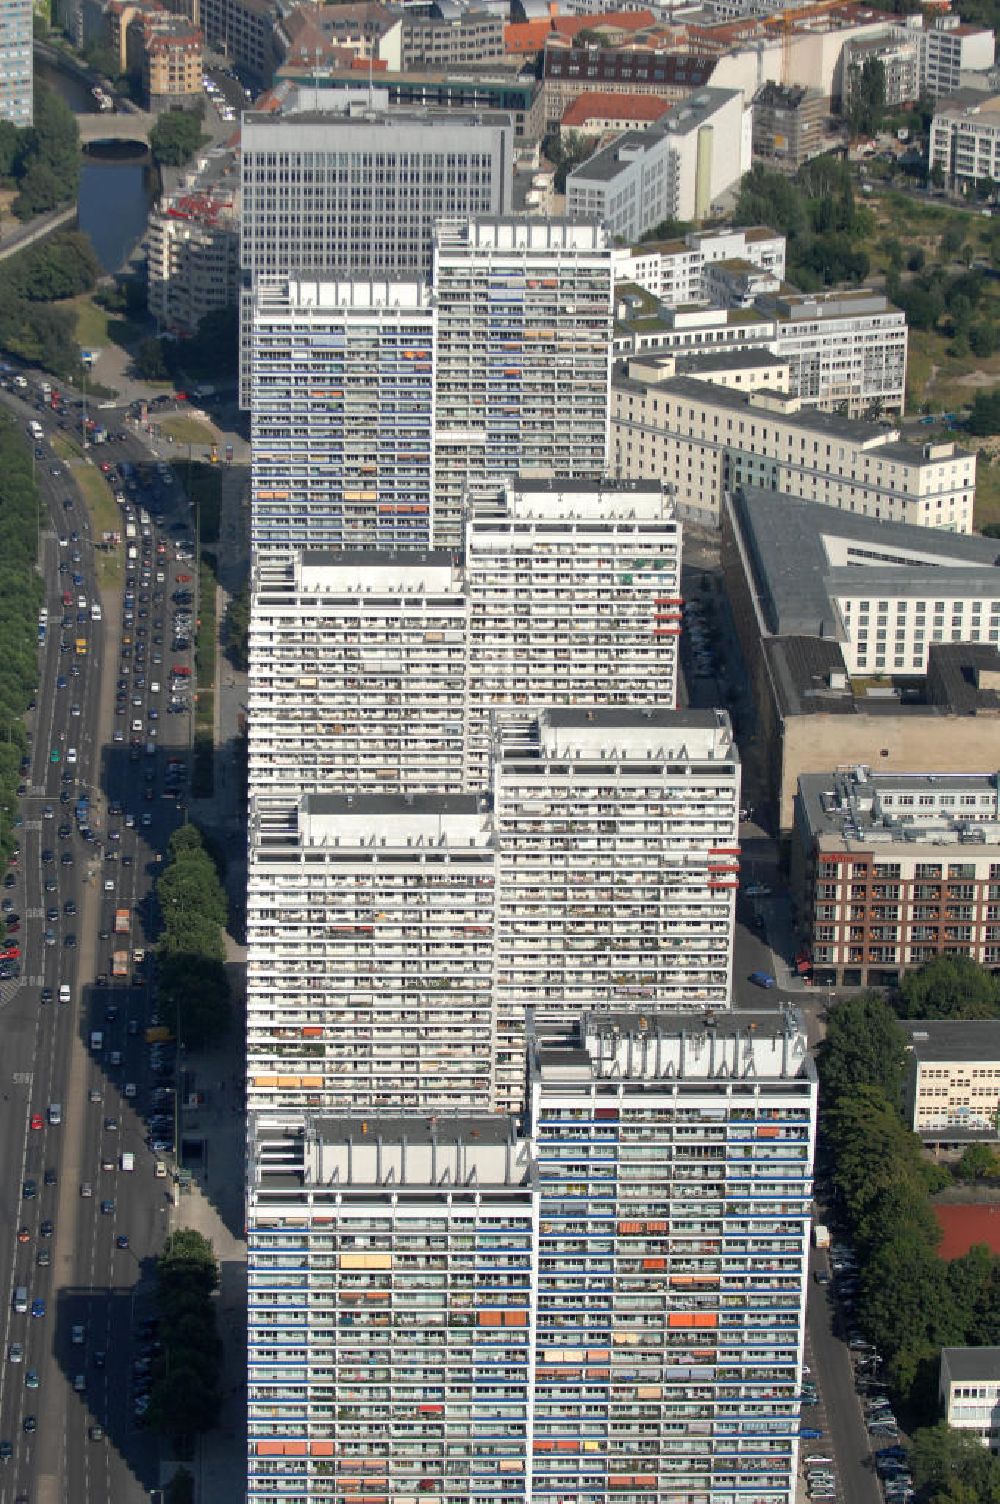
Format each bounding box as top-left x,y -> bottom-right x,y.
542,44 -> 717,130
250,277 -> 435,557
246,793 -> 499,1113
566,88 -> 751,233
751,82 -> 826,174
922,17 -> 996,99
930,89 -> 1000,192
902,1019 -> 1000,1135
140,17 -> 203,110
0,0 -> 32,126
492,708 -> 741,1104
432,218 -> 614,549
940,1348 -> 1000,1452
613,225 -> 786,305
793,767 -> 1000,987
400,9 -> 505,69
146,187 -> 240,335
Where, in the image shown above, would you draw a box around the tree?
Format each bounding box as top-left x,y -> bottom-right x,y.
911,1421 -> 1000,1503
955,1142 -> 1000,1181
969,389 -> 1000,436
845,57 -> 887,139
897,954 -> 1000,1019
224,582 -> 249,671
930,161 -> 945,190
135,337 -> 169,382
816,992 -> 906,1107
970,322 -> 998,357
541,129 -> 596,193
149,110 -> 206,168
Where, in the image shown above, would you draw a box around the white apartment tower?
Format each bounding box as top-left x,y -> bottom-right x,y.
0,0 -> 32,126
250,277 -> 435,557
432,218 -> 615,548
246,482 -> 682,808
465,480 -> 682,783
247,1113 -> 536,1502
491,707 -> 741,1107
247,549 -> 469,812
530,1007 -> 817,1504
246,1006 -> 816,1504
246,793 -> 498,1114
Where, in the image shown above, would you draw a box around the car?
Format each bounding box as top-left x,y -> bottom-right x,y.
21,1179 -> 36,1200
30,1299 -> 45,1319
40,988 -> 52,1005
39,1219 -> 52,1238
0,1441 -> 12,1462
749,971 -> 777,989
80,1182 -> 92,1198
43,1168 -> 56,1187
743,882 -> 772,898
800,1428 -> 824,1440
16,1227 -> 29,1244
116,1234 -> 129,1249
24,1370 -> 38,1390
8,1344 -> 23,1364
63,934 -> 76,949
88,1426 -> 103,1442
89,1088 -> 101,1104
22,1416 -> 35,1433
49,747 -> 60,762
100,1200 -> 114,1215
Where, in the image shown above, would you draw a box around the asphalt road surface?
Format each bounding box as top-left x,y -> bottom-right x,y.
0,384 -> 199,1504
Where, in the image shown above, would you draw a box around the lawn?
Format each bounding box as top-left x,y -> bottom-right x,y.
160,415 -> 217,449
66,459 -> 122,590
974,452 -> 1000,532
72,296 -> 111,352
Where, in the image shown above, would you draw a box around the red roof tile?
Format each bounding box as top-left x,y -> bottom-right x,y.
561,90 -> 672,127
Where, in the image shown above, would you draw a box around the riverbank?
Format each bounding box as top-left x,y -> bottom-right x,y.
0,203 -> 76,263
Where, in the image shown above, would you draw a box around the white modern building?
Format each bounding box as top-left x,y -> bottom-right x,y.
612,362 -> 974,529
922,16 -> 995,98
940,1348 -> 1000,1452
901,1019 -> 1000,1134
432,217 -> 614,549
492,707 -> 741,1105
246,481 -> 681,808
246,792 -> 498,1113
247,548 -> 469,811
530,1006 -> 817,1504
247,1112 -> 537,1501
930,88 -> 1000,192
465,480 -> 681,782
250,277 -> 435,557
0,0 -> 32,126
566,88 -> 751,235
146,185 -> 240,337
613,224 -> 787,305
239,89 -> 513,400
246,1005 -> 817,1504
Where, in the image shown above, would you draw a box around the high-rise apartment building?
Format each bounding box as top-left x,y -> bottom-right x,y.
247,1112 -> 536,1503
248,548 -> 469,811
245,1005 -> 816,1504
239,90 -> 514,400
465,480 -> 681,781
492,707 -> 741,1106
246,792 -> 498,1113
250,277 -> 435,556
0,0 -> 32,126
246,482 -> 681,809
530,1007 -> 817,1504
432,219 -> 614,548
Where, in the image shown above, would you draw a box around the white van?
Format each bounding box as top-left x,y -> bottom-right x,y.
91,603 -> 102,622
120,1152 -> 134,1172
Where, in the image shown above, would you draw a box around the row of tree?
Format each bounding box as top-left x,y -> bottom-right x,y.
156,825 -> 230,1049
148,1229 -> 223,1452
0,82 -> 80,221
0,414 -> 43,867
732,159 -> 873,290
817,959 -> 1000,1437
0,229 -> 101,378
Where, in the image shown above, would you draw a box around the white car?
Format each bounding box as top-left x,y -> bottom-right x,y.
66,747 -> 77,765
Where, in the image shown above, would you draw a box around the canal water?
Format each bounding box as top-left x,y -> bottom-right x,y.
35,54 -> 158,274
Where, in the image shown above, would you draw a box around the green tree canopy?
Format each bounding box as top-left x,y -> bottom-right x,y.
897,954 -> 1000,1019
816,992 -> 907,1106
149,110 -> 207,168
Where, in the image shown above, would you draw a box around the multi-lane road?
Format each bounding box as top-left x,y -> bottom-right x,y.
0,384 -> 201,1504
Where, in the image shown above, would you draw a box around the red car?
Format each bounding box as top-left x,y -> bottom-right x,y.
30,1114 -> 43,1130
171,665 -> 191,678
0,945 -> 20,961
175,574 -> 191,583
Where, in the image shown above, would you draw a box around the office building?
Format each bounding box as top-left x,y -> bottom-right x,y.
246,1112 -> 536,1500
200,0 -> 277,80
492,707 -> 740,1104
250,276 -> 435,557
240,90 -> 514,400
0,0 -> 33,127
400,10 -> 506,69
902,1019 -> 1000,1135
246,792 -> 498,1113
793,767 -> 1000,988
613,363 -> 971,529
922,15 -> 995,98
432,218 -> 614,548
566,88 -> 751,235
530,1006 -> 817,1504
247,549 -> 468,811
940,1348 -> 1000,1452
722,489 -> 1000,831
931,87 -> 1000,192
613,224 -> 786,304
465,479 -> 681,782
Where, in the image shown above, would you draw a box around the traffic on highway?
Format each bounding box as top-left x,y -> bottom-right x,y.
0,379 -> 200,1504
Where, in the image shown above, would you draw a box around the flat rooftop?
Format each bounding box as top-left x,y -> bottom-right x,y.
941,1347 -> 1000,1383
904,1019 -> 1000,1063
